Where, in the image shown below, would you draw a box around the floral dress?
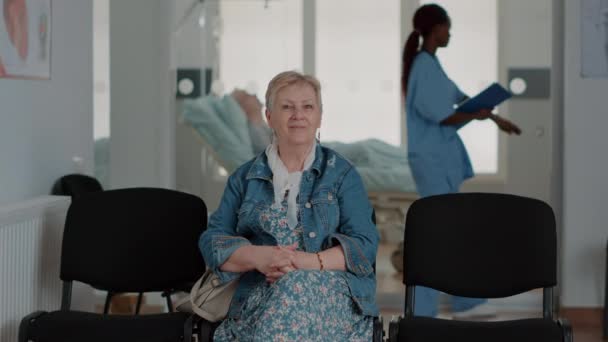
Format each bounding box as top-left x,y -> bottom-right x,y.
213,200 -> 372,341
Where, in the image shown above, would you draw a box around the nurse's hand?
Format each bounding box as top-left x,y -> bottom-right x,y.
492,115 -> 522,135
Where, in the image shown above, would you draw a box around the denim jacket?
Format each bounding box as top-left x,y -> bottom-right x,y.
199,144 -> 379,317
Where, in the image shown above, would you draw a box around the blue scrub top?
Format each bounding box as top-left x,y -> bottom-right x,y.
405,51 -> 474,197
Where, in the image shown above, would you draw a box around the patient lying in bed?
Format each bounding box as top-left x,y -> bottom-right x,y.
180,90 -> 417,194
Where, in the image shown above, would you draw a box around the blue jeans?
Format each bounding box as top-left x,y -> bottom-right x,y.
414,286 -> 487,317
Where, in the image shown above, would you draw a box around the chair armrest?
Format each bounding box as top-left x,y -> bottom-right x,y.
388,315 -> 402,342
19,311 -> 47,342
557,318 -> 573,342
373,316 -> 384,342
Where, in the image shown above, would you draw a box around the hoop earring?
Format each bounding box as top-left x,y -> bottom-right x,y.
316,129 -> 320,142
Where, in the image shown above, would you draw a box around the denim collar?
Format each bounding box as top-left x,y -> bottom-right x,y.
246,143 -> 324,181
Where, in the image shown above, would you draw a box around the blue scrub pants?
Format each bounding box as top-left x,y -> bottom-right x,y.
410,164 -> 486,317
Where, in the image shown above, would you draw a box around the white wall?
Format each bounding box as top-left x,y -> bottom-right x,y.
172,0 -> 215,69
562,0 -> 608,307
0,0 -> 93,205
93,0 -> 109,141
109,0 -> 175,189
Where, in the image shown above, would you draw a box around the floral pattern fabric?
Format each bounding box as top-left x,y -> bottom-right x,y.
213,201 -> 372,341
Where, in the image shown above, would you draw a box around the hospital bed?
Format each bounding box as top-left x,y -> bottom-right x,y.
176,95 -> 418,243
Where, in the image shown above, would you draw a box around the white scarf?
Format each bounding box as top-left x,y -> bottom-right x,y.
265,140 -> 316,229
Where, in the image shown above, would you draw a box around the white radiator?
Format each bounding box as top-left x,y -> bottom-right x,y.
0,196 -> 70,342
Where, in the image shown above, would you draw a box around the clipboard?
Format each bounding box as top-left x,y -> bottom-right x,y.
456,83 -> 512,113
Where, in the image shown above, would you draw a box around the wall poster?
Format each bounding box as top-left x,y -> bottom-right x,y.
0,0 -> 51,79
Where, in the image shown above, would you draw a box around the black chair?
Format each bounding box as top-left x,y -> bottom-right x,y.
51,174 -> 134,314
51,174 -> 103,199
388,193 -> 573,342
50,175 -> 175,315
19,188 -> 212,342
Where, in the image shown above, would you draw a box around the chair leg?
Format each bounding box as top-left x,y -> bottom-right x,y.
557,318 -> 573,342
373,316 -> 384,342
135,292 -> 143,315
388,316 -> 401,342
164,291 -> 174,313
104,292 -> 114,314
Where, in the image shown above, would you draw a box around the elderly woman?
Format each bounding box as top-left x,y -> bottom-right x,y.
199,71 -> 379,341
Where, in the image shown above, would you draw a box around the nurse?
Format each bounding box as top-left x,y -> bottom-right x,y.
402,4 -> 521,318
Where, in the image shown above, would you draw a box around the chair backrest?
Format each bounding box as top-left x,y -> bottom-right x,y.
60,188 -> 206,293
51,174 -> 103,199
403,193 -> 556,298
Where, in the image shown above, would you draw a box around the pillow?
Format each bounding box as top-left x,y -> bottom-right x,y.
212,95 -> 251,148
182,97 -> 255,173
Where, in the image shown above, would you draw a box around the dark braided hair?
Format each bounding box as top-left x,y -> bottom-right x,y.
401,4 -> 449,96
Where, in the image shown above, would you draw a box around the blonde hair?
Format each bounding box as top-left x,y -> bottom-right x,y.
265,71 -> 323,112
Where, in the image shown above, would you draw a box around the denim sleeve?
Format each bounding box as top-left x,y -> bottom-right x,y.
328,166 -> 379,277
199,174 -> 252,284
452,80 -> 468,105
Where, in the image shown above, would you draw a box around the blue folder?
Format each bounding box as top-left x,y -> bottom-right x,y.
456,83 -> 512,113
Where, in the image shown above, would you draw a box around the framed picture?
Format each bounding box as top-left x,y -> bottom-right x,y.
0,0 -> 51,80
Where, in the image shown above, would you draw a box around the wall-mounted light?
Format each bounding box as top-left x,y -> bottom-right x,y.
176,69 -> 201,98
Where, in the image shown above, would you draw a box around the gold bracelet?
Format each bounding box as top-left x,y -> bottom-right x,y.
316,252 -> 324,271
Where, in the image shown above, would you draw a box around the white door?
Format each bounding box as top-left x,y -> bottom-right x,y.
495,0 -> 557,207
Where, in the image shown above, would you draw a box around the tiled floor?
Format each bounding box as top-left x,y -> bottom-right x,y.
572,329 -> 605,342
376,243 -> 606,341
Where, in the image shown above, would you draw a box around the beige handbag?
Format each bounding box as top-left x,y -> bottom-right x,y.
176,269 -> 239,322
